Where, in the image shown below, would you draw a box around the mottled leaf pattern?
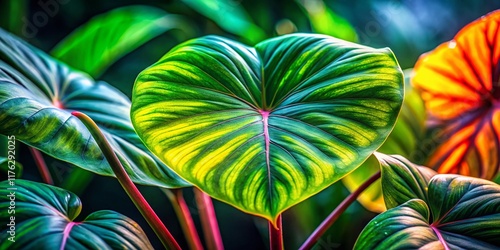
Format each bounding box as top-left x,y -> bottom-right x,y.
131,34 -> 404,221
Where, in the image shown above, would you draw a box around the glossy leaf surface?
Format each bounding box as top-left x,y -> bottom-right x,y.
131,34 -> 404,222
0,29 -> 187,188
0,179 -> 153,249
413,10 -> 500,180
52,5 -> 192,77
355,154 -> 500,249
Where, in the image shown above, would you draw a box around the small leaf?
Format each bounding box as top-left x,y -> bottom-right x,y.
131,34 -> 404,222
376,152 -> 437,209
0,28 -> 188,188
52,5 -> 194,77
0,179 -> 153,249
355,172 -> 500,249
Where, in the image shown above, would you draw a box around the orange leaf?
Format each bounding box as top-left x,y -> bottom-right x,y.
413,10 -> 500,180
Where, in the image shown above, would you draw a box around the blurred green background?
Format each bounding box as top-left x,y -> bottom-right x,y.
1,0 -> 499,249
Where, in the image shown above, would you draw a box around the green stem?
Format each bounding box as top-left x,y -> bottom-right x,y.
193,187 -> 224,250
28,147 -> 54,185
162,189 -> 204,250
269,214 -> 284,250
299,171 -> 381,250
72,111 -> 181,250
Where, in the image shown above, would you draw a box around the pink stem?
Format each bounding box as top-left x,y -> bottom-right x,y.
72,111 -> 180,250
163,189 -> 204,250
194,187 -> 224,250
28,147 -> 54,185
299,171 -> 381,250
269,214 -> 284,250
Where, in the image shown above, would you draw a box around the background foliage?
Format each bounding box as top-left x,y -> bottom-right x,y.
1,0 -> 500,249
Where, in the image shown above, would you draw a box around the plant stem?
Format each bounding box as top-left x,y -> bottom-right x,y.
28,147 -> 54,185
163,188 -> 204,250
269,214 -> 284,250
72,111 -> 181,250
193,187 -> 224,250
299,171 -> 381,250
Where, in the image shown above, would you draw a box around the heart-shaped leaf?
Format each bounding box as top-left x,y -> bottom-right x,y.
51,5 -> 193,77
355,157 -> 500,249
131,34 -> 404,222
342,71 -> 427,212
0,179 -> 153,249
376,153 -> 437,209
0,28 -> 188,188
413,10 -> 500,180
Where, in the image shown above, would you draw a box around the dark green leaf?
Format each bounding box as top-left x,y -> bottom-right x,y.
0,28 -> 188,188
377,152 -> 437,209
355,173 -> 500,249
354,199 -> 439,250
131,34 -> 404,222
0,179 -> 153,249
52,5 -> 194,77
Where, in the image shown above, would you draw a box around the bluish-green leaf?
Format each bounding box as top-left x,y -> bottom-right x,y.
0,179 -> 153,249
0,28 -> 188,188
131,34 -> 404,222
51,5 -> 193,77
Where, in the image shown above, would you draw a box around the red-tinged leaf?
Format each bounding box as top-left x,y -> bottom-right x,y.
413,10 -> 500,180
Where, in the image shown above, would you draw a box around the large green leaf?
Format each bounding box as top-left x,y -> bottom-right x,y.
355,156 -> 500,249
131,34 -> 404,222
0,179 -> 153,249
342,70 -> 426,212
0,28 -> 188,188
51,5 -> 193,78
